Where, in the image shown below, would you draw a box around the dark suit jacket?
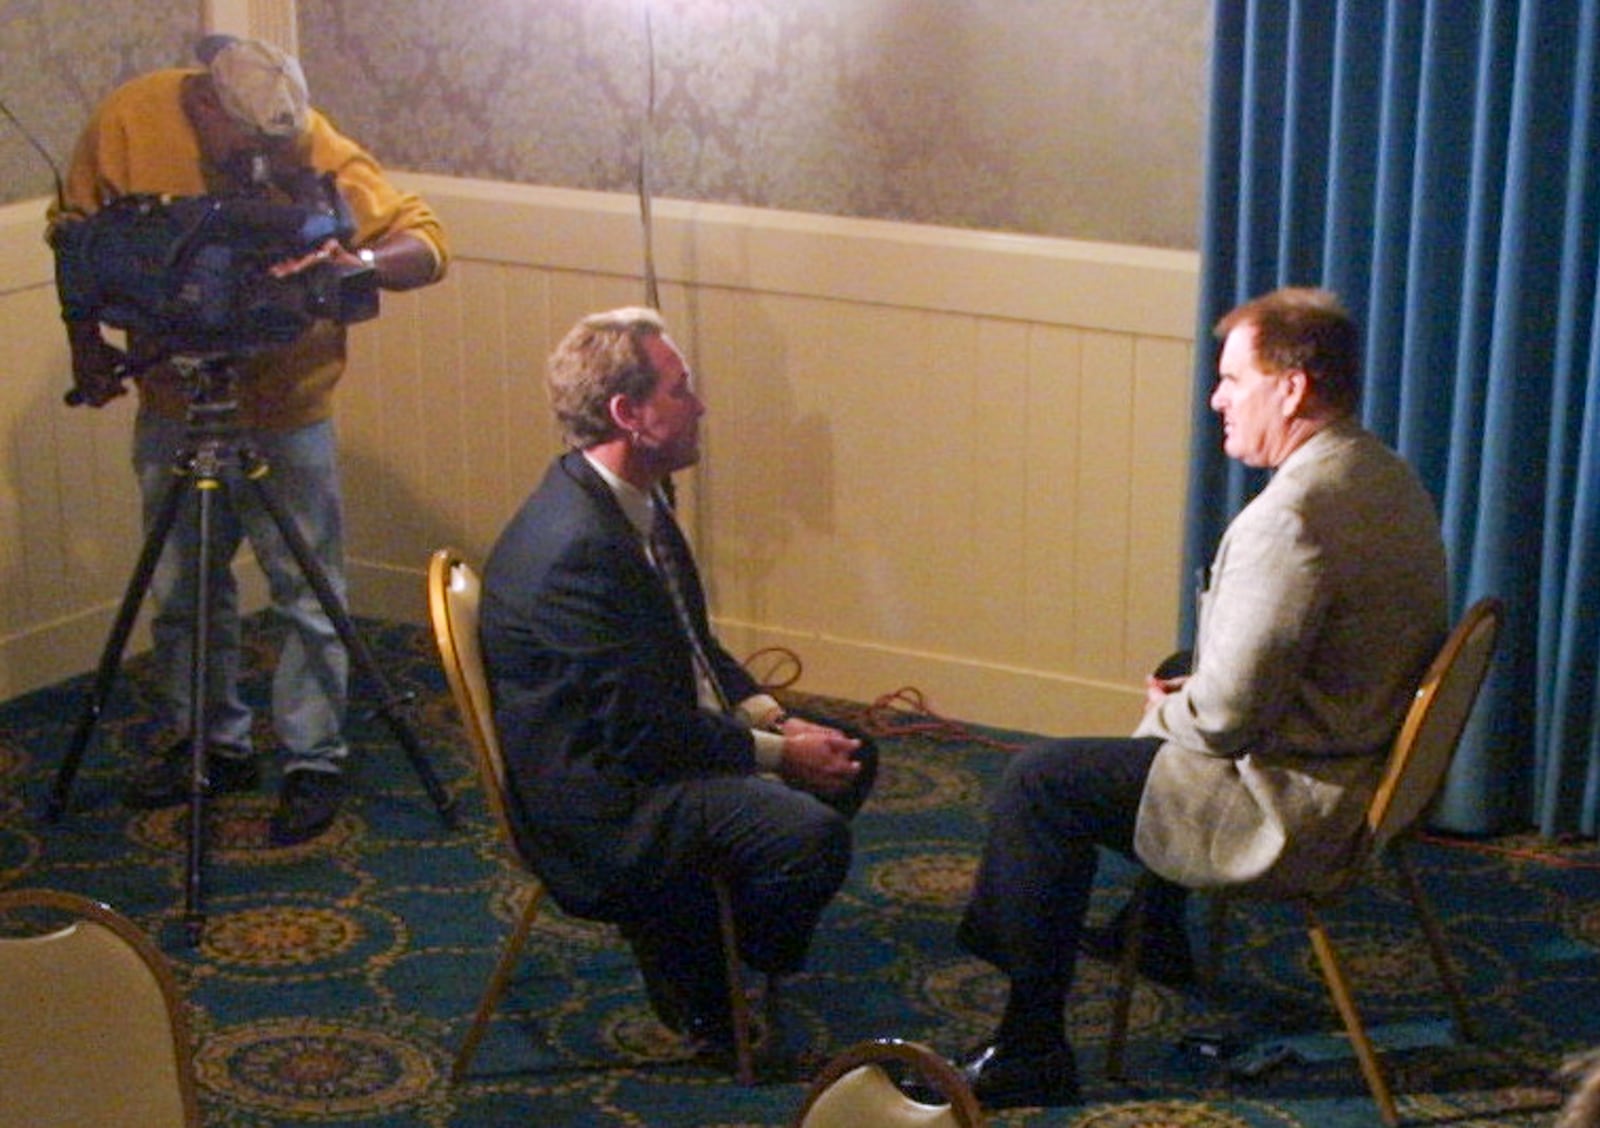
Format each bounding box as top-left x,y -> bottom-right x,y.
480,450 -> 766,919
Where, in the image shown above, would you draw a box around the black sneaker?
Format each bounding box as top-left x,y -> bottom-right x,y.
268,769 -> 346,846
124,740 -> 259,809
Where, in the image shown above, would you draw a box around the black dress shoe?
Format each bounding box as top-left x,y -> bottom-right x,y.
628,939 -> 692,1033
957,1039 -> 1080,1109
268,769 -> 345,846
1079,909 -> 1197,991
682,1010 -> 737,1056
626,933 -> 734,1039
124,740 -> 259,809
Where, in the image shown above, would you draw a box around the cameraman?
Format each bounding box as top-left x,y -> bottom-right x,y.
47,36 -> 450,845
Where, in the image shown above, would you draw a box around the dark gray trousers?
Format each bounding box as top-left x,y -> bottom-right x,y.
958,736 -> 1184,994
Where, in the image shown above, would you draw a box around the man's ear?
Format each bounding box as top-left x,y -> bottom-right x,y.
607,393 -> 639,434
1281,369 -> 1310,416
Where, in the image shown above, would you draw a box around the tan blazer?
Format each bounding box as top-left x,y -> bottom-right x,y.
1132,420 -> 1448,893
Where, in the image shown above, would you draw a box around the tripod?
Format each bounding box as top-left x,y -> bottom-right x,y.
48,354 -> 458,945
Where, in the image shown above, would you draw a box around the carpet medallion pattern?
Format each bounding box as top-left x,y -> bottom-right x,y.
0,615 -> 1595,1125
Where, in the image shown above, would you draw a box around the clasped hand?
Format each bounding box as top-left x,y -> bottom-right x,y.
775,717 -> 862,797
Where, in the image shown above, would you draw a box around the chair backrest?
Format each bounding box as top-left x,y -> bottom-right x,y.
427,547 -> 518,853
0,888 -> 200,1128
1367,596 -> 1503,851
794,1038 -> 984,1128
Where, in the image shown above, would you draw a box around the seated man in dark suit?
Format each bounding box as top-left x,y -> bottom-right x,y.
480,306 -> 877,1058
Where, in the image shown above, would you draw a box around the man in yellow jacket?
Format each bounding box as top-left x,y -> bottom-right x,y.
48,35 -> 450,844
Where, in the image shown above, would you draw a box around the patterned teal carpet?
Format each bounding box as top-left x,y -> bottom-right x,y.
1,614 -> 1594,1125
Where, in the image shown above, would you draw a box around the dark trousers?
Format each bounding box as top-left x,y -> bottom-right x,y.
958,736 -> 1185,1013
626,728 -> 877,1014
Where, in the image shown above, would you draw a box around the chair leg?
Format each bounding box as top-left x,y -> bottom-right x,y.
713,875 -> 756,1084
1302,901 -> 1400,1128
1104,876 -> 1148,1081
453,882 -> 545,1082
1391,841 -> 1477,1042
762,972 -> 783,1052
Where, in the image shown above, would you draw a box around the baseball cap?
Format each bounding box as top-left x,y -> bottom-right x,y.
195,34 -> 310,138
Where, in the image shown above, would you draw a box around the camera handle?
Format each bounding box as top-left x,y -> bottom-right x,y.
47,354 -> 458,946
61,333 -> 170,407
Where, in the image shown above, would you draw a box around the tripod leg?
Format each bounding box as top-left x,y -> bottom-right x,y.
240,458 -> 459,828
184,478 -> 219,946
49,461 -> 192,819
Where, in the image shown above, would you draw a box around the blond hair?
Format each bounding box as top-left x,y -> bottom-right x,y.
545,307 -> 668,448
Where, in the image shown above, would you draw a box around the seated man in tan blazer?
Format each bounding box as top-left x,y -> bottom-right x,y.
943,287 -> 1449,1109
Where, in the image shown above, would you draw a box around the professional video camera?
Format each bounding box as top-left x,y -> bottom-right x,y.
51,167 -> 379,357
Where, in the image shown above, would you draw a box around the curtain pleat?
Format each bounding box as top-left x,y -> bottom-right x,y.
1190,0 -> 1600,836
1539,0 -> 1600,834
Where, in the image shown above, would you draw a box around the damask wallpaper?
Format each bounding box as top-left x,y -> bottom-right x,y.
0,0 -> 1210,249
0,2 -> 193,206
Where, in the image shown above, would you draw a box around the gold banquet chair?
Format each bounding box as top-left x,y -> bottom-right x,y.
793,1038 -> 985,1128
0,888 -> 200,1128
1106,596 -> 1503,1127
427,547 -> 760,1083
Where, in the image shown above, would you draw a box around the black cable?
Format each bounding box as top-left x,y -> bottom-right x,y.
0,95 -> 67,213
637,2 -> 660,310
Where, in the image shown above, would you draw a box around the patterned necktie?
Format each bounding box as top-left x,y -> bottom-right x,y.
649,489 -> 732,713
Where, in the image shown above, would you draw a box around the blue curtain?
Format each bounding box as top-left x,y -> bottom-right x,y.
1188,0 -> 1600,836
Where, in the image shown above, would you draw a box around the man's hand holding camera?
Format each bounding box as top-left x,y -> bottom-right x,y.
271,236 -> 338,278
272,231 -> 438,293
64,319 -> 128,408
269,236 -> 357,281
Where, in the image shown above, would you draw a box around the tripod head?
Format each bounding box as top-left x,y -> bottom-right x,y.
158,353 -> 269,482
169,352 -> 243,419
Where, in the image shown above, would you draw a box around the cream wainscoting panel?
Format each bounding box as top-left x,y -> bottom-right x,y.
0,179 -> 1197,733
345,175 -> 1199,736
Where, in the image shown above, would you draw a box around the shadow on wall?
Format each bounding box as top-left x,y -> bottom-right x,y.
681,294 -> 840,633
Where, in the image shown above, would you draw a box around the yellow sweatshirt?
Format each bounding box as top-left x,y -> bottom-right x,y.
49,68 -> 450,429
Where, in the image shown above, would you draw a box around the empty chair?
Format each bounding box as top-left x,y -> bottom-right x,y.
0,887 -> 200,1128
794,1038 -> 984,1128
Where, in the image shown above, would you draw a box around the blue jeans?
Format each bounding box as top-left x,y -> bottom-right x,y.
134,413 -> 348,773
